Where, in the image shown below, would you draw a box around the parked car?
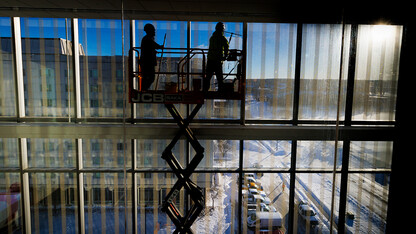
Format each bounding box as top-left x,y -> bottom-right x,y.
248,182 -> 259,190
246,177 -> 257,184
245,173 -> 255,178
259,191 -> 271,205
298,201 -> 319,226
249,188 -> 259,195
247,194 -> 265,204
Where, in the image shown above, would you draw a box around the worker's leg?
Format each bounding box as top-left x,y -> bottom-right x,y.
141,65 -> 155,91
204,60 -> 214,92
214,61 -> 224,91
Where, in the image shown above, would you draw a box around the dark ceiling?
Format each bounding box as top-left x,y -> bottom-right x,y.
0,0 -> 410,24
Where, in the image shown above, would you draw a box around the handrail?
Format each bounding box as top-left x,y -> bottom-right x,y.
128,47 -> 244,103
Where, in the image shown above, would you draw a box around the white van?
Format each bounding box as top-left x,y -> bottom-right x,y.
247,211 -> 283,231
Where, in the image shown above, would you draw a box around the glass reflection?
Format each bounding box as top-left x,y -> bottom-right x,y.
84,173 -> 132,233
0,173 -> 21,233
79,19 -> 130,118
29,173 -> 77,234
82,139 -> 131,169
21,18 -> 74,117
27,138 -> 76,168
0,139 -> 19,168
0,17 -> 16,117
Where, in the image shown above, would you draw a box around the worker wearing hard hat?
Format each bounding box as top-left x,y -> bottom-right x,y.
204,22 -> 229,92
140,23 -> 164,90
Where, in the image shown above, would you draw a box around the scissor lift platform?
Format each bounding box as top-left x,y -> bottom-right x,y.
129,46 -> 244,233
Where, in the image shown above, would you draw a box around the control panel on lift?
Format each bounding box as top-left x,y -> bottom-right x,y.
128,47 -> 244,104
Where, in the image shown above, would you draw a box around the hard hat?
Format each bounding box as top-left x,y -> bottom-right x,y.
215,22 -> 225,31
144,23 -> 155,33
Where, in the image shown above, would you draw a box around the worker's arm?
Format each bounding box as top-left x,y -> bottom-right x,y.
154,41 -> 164,49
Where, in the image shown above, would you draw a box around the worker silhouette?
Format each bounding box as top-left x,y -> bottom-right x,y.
204,22 -> 229,92
140,23 -> 163,91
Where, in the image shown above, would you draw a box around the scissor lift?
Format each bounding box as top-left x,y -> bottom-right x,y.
129,47 -> 244,233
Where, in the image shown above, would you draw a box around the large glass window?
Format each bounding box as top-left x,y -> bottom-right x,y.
346,173 -> 389,233
243,140 -> 291,169
79,19 -> 129,118
246,23 -> 296,120
0,17 -> 16,117
294,173 -> 340,233
0,139 -> 19,168
27,138 -> 76,168
353,25 -> 402,121
84,173 -> 132,233
29,172 -> 77,233
296,141 -> 342,169
0,172 -> 21,232
136,139 -> 185,169
83,139 -> 131,168
349,141 -> 393,170
299,24 -> 348,120
21,18 -> 74,117
194,140 -> 239,169
0,16 -> 403,234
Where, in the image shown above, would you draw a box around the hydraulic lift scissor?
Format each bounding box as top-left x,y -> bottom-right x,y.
129,47 -> 244,233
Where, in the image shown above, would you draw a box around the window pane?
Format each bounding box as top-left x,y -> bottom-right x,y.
349,141 -> 393,170
353,25 -> 402,121
243,140 -> 291,169
246,23 -> 296,120
136,139 -> 185,169
191,140 -> 239,169
299,24 -> 348,120
29,173 -> 77,234
0,173 -> 22,233
21,18 -> 74,117
27,138 -> 76,168
83,139 -> 131,168
346,173 -> 389,233
0,17 -> 16,117
294,173 -> 340,233
0,138 -> 19,168
296,141 -> 342,169
84,173 -> 132,233
79,19 -> 130,118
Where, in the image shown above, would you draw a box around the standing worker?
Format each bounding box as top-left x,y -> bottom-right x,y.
204,22 -> 229,92
140,23 -> 164,91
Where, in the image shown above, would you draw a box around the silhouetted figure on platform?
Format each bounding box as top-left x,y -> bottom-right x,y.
140,23 -> 163,90
204,22 -> 229,92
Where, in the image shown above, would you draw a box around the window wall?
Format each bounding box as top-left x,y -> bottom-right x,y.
0,17 -> 402,234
